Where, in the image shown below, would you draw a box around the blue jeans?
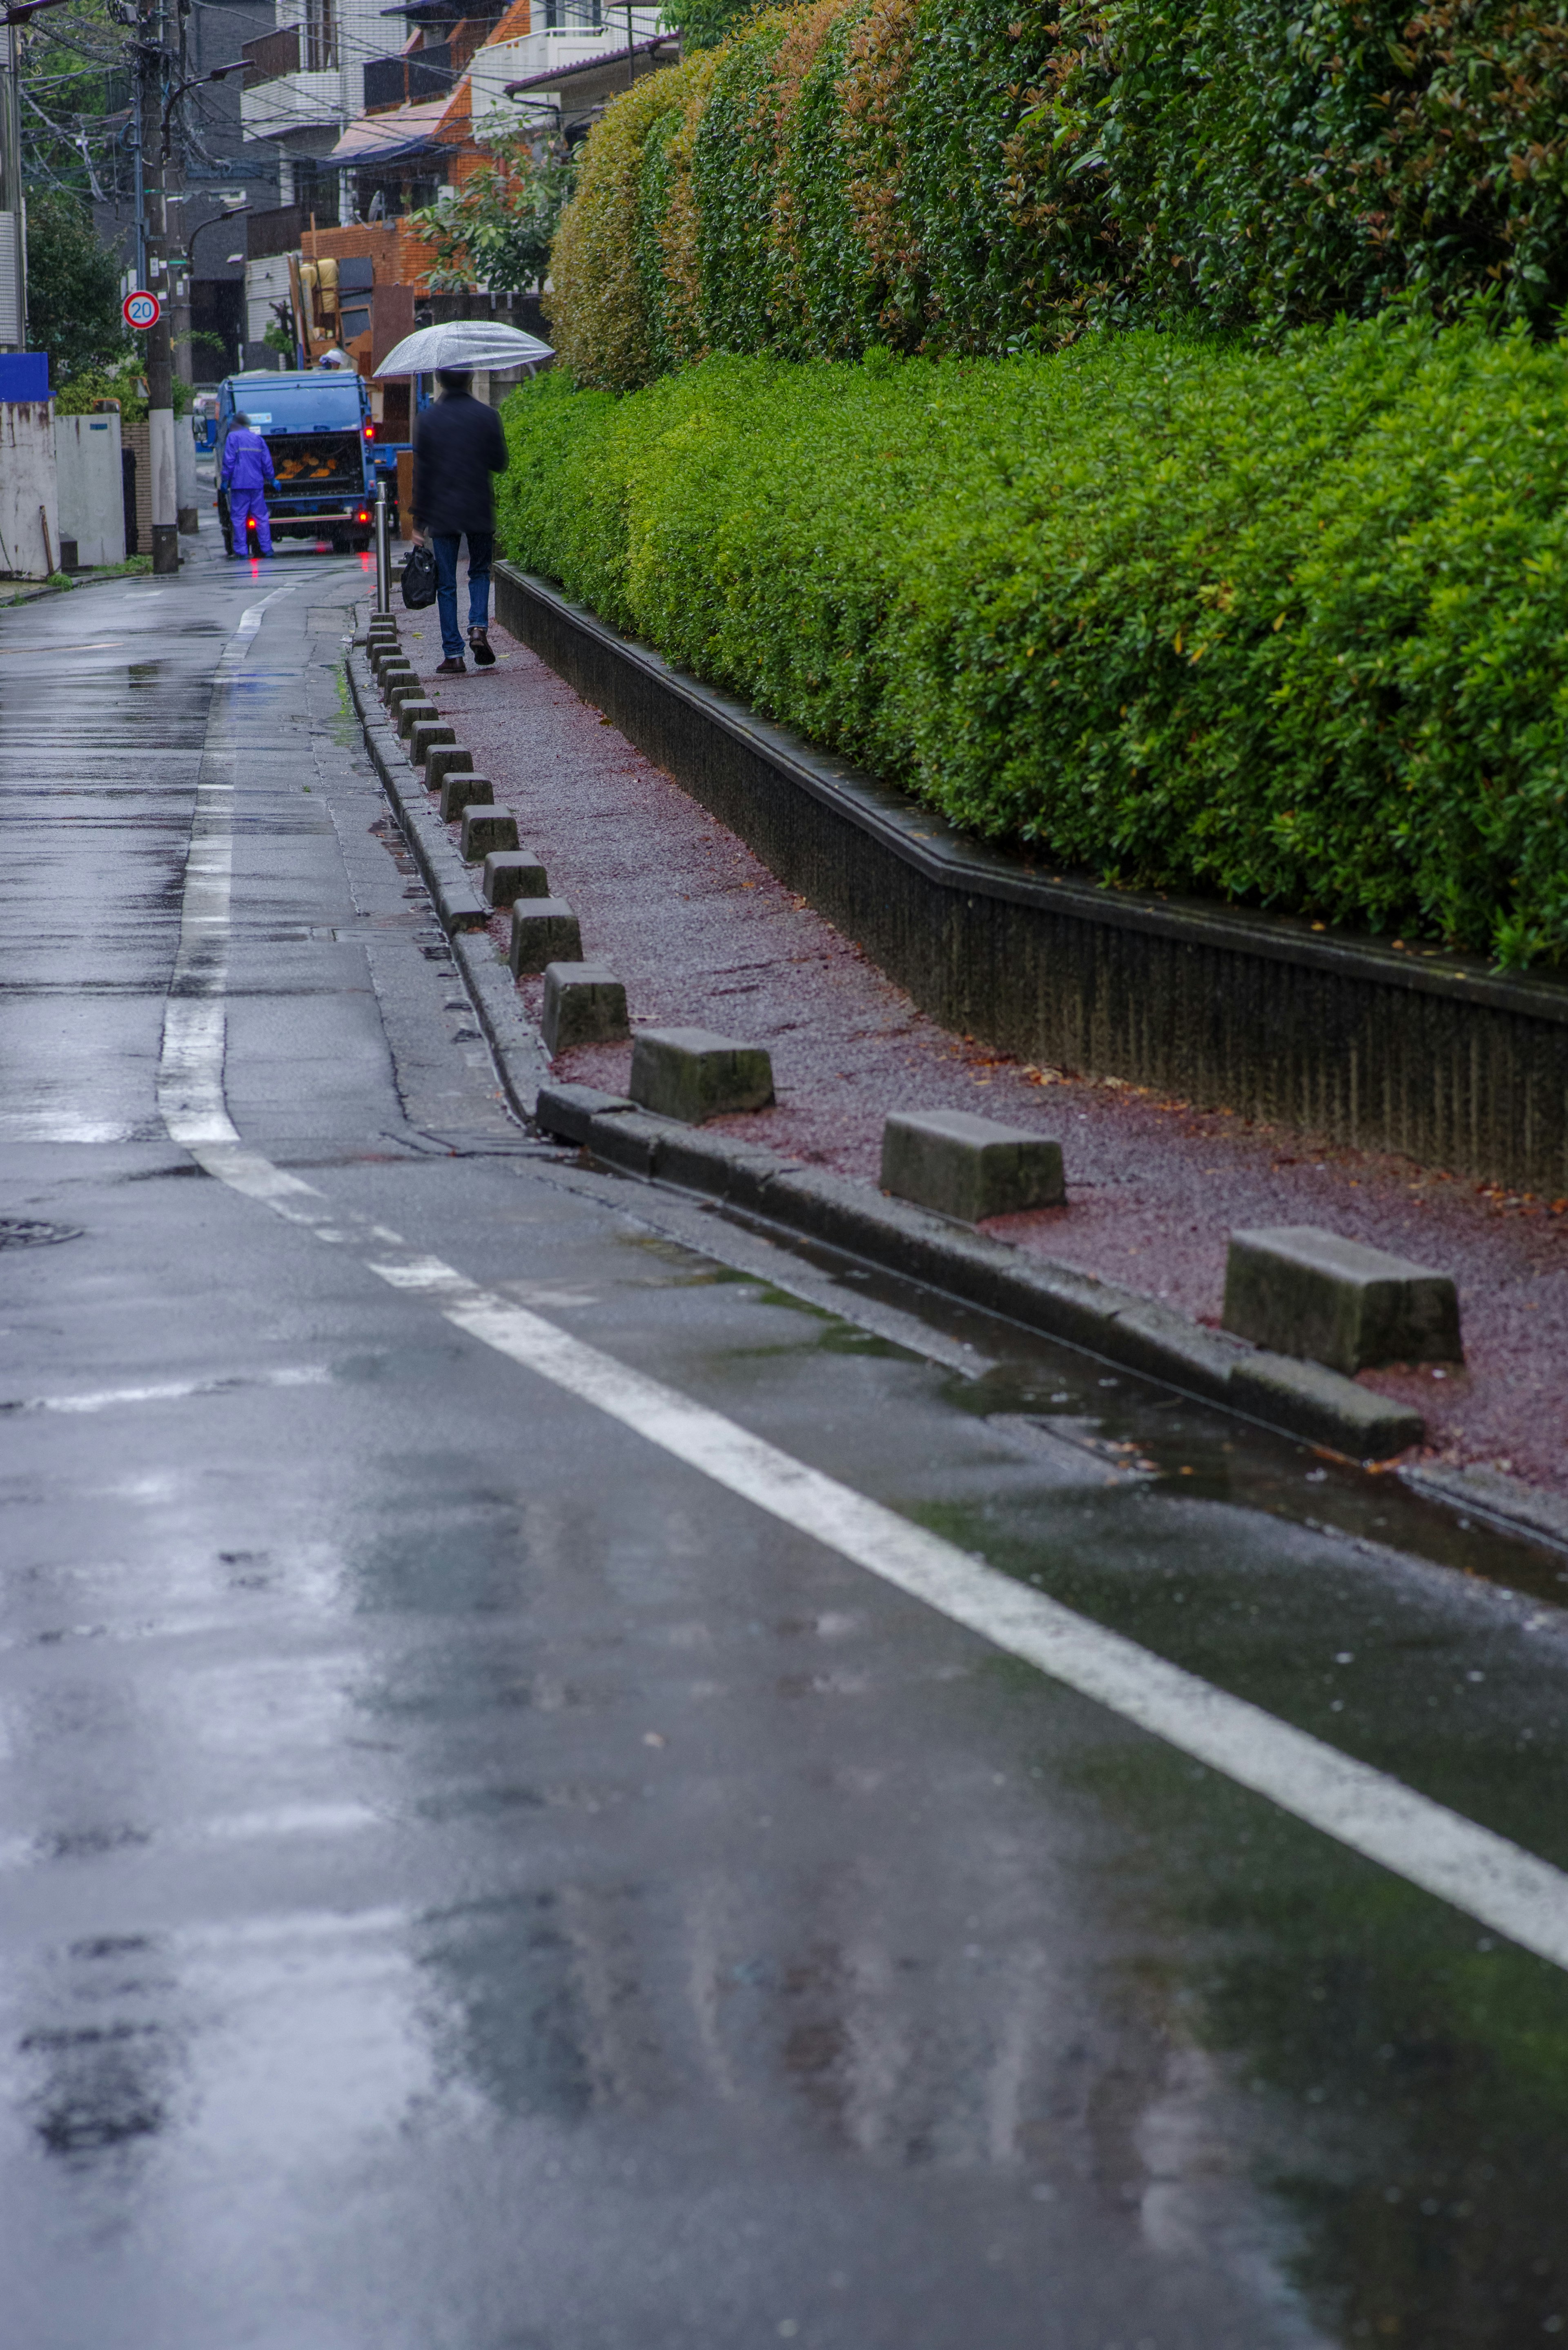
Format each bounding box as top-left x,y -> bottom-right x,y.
430,531 -> 493,660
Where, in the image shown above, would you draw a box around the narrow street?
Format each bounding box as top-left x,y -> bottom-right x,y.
2,551 -> 1566,2349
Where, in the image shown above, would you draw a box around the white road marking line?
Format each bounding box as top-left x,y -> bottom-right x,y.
154,591 -> 1568,1977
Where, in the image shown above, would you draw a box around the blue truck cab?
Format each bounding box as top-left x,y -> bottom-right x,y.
216,369 -> 379,554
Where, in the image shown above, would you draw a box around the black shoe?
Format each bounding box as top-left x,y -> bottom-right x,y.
436,656 -> 466,676
468,626 -> 496,668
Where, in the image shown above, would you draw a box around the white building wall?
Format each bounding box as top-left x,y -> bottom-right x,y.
246,253 -> 294,349
54,412 -> 125,567
239,0 -> 398,146
470,16 -> 661,134
0,401 -> 60,577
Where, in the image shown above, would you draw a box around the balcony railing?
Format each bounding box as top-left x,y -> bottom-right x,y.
362,44 -> 455,109
241,25 -> 300,87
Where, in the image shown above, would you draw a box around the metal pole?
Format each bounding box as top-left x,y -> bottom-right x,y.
626,0 -> 633,87
1,20 -> 29,348
374,474 -> 390,614
131,68 -> 145,288
140,0 -> 178,575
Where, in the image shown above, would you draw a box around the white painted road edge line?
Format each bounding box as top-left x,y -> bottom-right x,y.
156,591 -> 1568,1978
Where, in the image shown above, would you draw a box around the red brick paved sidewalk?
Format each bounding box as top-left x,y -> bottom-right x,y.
405,615 -> 1568,1497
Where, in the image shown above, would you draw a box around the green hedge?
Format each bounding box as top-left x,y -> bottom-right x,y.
501,320 -> 1568,968
549,0 -> 1568,387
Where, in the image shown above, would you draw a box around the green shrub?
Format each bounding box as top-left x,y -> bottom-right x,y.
691,12 -> 791,350
501,322 -> 1568,967
549,0 -> 1568,383
544,68 -> 690,388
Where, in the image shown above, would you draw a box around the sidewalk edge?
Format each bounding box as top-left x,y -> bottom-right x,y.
533,1082 -> 1426,1468
345,645 -> 551,1122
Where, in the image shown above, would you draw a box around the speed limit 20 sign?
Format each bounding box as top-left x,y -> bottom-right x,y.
122,289 -> 161,330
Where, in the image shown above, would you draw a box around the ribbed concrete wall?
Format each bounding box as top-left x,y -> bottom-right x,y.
495,561 -> 1568,1191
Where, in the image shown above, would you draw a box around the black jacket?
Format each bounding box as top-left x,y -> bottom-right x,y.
411,392 -> 508,536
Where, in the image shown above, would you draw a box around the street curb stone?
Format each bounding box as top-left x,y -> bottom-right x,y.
345,643 -> 552,1120
509,899 -> 582,976
531,1078 -> 1423,1463
881,1107 -> 1066,1222
1397,1462 -> 1568,1560
1223,1225 -> 1464,1375
345,646 -> 488,939
426,745 -> 473,795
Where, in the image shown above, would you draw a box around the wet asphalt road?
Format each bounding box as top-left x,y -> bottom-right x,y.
2,549 -> 1568,2350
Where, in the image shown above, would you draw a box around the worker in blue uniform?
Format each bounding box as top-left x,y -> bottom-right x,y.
221,413 -> 277,557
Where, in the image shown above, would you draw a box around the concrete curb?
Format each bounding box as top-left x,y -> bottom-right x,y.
344,645 -> 552,1122
533,1081 -> 1424,1465
1398,1463 -> 1568,1561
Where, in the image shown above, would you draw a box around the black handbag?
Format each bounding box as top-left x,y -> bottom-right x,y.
401,541 -> 438,610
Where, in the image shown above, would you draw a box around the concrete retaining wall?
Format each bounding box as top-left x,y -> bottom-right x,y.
494,561 -> 1568,1193
0,401 -> 60,578
55,412 -> 126,567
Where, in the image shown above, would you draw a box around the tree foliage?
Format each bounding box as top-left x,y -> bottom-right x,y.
25,189 -> 125,383
410,136 -> 575,293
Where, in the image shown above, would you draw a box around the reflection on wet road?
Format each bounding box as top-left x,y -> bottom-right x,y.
0,552 -> 1565,2349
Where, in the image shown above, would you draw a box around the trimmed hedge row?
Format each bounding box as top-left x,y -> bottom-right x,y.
501,321 -> 1568,968
544,0 -> 1568,388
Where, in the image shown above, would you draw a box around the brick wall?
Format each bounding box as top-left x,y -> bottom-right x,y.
303,219 -> 443,289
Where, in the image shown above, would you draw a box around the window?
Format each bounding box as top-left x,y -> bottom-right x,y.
304,0 -> 336,73
543,0 -> 602,28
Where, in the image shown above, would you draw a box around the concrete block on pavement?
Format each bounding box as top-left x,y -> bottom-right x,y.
628,1027 -> 775,1124
410,718 -> 456,765
397,697 -> 439,741
1222,1226 -> 1463,1374
426,745 -> 472,796
383,679 -> 421,716
483,850 -> 549,908
380,665 -> 416,697
880,1108 -> 1065,1223
541,963 -> 629,1055
509,898 -> 582,976
460,806 -> 519,862
440,770 -> 492,822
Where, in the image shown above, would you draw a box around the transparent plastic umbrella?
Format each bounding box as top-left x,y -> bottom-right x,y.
373,321 -> 555,377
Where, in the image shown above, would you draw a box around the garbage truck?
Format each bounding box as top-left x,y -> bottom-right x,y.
215,368 -> 379,555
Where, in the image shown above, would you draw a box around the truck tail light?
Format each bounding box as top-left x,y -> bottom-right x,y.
364,424 -> 374,440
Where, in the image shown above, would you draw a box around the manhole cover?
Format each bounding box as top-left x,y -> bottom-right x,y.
0,1217 -> 83,1249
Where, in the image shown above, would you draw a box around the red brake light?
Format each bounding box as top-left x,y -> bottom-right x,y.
364,424 -> 374,440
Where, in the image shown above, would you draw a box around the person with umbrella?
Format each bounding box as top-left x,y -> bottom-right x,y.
411,368 -> 510,672
377,321 -> 554,672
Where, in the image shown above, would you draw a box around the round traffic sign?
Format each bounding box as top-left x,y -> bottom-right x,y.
122,289 -> 161,330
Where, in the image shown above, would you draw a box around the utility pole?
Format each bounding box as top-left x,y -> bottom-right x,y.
138,0 -> 178,573
0,16 -> 26,349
